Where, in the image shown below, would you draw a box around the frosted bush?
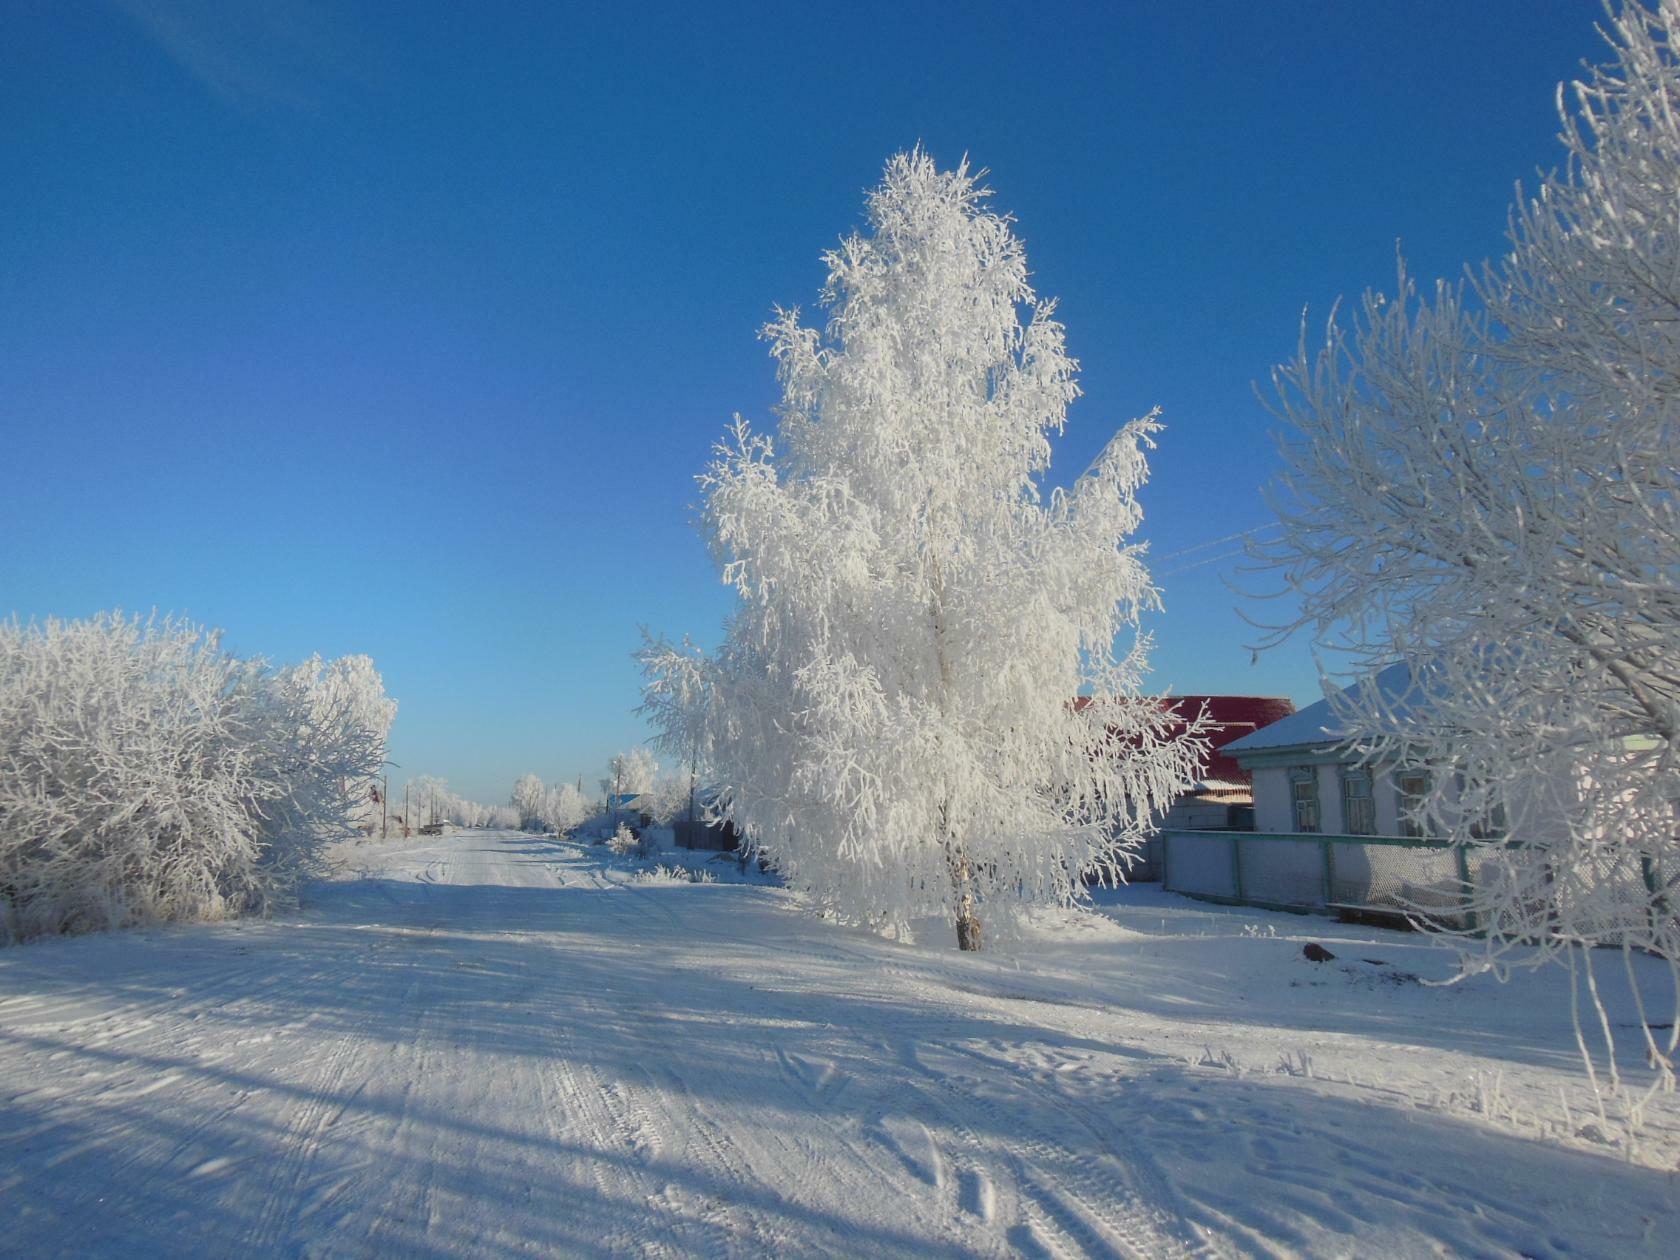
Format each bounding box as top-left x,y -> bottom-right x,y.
0,612 -> 395,942
607,824 -> 639,857
633,864 -> 716,885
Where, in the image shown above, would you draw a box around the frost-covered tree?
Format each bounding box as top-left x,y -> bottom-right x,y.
511,773 -> 546,831
1256,1 -> 1680,1094
637,772 -> 693,826
608,748 -> 658,798
542,781 -> 591,833
641,149 -> 1206,950
0,612 -> 395,941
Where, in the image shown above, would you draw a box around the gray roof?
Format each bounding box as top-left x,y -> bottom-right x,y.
1222,661 -> 1417,756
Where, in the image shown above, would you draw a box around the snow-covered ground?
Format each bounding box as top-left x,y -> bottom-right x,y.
1,830 -> 1675,1258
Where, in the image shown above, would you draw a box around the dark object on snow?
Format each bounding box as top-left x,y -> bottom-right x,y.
1302,942 -> 1336,963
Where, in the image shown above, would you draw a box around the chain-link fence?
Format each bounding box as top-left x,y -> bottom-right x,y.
1161,830 -> 1477,930
1161,830 -> 1674,942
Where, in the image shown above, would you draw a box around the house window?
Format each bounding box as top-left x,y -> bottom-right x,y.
1456,772 -> 1510,840
1290,768 -> 1320,833
1468,799 -> 1509,840
1340,769 -> 1376,836
1396,771 -> 1429,838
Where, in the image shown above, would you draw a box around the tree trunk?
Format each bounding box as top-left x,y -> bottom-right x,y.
945,821 -> 982,951
955,903 -> 983,951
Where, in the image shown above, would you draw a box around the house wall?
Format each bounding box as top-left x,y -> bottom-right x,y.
1162,798 -> 1236,830
1318,765 -> 1346,833
1247,756 -> 1571,840
1251,766 -> 1294,833
1251,759 -> 1412,836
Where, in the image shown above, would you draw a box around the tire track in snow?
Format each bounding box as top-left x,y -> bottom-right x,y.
542,1033 -> 734,1257
240,1030 -> 364,1252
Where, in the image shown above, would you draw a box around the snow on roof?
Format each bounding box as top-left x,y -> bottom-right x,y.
1187,778 -> 1250,795
1222,662 -> 1418,756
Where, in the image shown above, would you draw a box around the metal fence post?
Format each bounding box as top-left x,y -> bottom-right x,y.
1321,838 -> 1334,906
1642,854 -> 1668,937
1455,844 -> 1477,934
1231,835 -> 1245,901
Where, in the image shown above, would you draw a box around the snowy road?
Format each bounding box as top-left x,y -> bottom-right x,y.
1,831 -> 1675,1258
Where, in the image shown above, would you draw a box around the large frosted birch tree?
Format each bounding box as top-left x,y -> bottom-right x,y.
641,150 -> 1205,950
1257,1 -> 1680,1097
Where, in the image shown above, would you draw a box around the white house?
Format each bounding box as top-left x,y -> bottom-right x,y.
1222,663 -> 1432,839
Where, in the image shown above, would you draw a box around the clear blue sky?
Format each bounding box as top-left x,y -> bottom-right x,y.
2,1 -> 1602,805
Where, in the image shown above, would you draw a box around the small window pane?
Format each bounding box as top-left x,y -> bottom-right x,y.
1396,772 -> 1429,838
1341,769 -> 1375,836
1291,768 -> 1319,833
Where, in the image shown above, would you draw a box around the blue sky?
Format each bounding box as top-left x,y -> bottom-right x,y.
2,1 -> 1602,804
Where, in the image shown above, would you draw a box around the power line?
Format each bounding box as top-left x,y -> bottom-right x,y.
1153,522 -> 1279,564
1156,548 -> 1252,579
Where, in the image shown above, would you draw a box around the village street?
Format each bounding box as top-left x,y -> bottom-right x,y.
1,831 -> 1674,1258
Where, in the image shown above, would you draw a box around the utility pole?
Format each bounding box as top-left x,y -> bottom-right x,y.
381,773 -> 388,840
403,783 -> 411,839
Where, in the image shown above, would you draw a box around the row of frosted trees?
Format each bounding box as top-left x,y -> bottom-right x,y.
0,611 -> 396,942
507,750 -> 693,836
396,775 -> 521,833
510,773 -> 592,833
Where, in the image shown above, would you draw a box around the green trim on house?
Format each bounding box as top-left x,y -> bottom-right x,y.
1227,745 -> 1348,769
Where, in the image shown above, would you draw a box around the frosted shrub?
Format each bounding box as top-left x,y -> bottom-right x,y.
634,864 -> 716,886
0,612 -> 395,942
641,150 -> 1207,949
607,824 -> 639,857
251,652 -> 397,883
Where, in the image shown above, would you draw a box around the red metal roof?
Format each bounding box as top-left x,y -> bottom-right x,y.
1074,694 -> 1297,786
1160,696 -> 1297,784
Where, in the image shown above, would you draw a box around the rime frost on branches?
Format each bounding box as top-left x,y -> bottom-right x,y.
642,149 -> 1206,949
0,612 -> 396,942
1257,1 -> 1680,1097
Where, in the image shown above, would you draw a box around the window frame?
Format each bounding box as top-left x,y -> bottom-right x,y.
1395,770 -> 1430,839
1340,767 -> 1376,836
1290,767 -> 1320,834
